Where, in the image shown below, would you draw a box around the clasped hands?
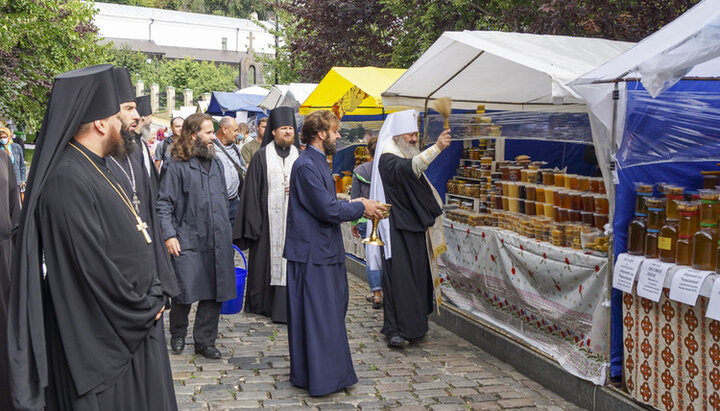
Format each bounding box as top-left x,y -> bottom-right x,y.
351,197 -> 387,220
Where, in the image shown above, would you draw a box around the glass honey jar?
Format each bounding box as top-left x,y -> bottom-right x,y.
659,186 -> 683,263
582,193 -> 595,212
594,194 -> 609,214
559,190 -> 571,209
542,169 -> 554,186
644,197 -> 666,259
578,176 -> 590,192
570,192 -> 582,211
676,201 -> 700,266
554,173 -> 565,188
627,183 -> 653,255
692,189 -> 719,270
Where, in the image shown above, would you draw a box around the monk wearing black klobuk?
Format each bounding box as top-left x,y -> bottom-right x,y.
284,110 -> 386,396
106,68 -> 179,303
7,64 -> 177,410
367,109 -> 451,347
234,106 -> 299,323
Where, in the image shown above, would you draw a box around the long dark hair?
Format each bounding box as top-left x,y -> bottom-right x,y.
171,113 -> 213,161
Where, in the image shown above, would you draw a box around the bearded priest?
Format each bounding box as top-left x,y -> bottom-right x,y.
367,109 -> 451,347
233,107 -> 299,323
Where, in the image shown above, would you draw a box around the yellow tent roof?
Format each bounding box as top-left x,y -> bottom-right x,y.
299,66 -> 407,117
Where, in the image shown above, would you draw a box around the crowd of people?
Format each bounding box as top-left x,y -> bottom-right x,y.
0,64 -> 451,410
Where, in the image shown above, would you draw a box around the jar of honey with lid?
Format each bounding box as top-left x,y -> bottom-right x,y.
676,201 -> 700,266
659,186 -> 683,263
627,183 -> 653,255
692,189 -> 719,270
644,197 -> 666,259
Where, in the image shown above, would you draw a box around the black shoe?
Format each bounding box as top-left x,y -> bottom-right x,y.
372,297 -> 383,310
388,336 -> 409,347
170,336 -> 185,355
195,345 -> 222,359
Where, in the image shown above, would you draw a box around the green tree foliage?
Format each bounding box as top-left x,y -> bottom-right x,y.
276,0 -> 398,82
0,0 -> 110,130
379,0 -> 702,68
104,47 -> 238,108
255,11 -> 304,85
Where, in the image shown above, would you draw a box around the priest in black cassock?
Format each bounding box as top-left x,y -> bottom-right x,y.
368,109 -> 451,347
6,64 -> 177,410
107,68 -> 179,300
234,106 -> 299,323
0,148 -> 20,410
284,110 -> 385,396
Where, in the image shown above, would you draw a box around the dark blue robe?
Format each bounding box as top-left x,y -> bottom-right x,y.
283,146 -> 364,396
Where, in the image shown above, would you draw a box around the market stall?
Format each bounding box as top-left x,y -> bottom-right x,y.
259,83 -> 317,110
571,0 -> 720,406
377,31 -> 633,384
206,86 -> 268,117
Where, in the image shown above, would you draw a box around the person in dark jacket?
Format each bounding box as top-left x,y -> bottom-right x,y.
283,110 -> 385,396
156,113 -> 235,360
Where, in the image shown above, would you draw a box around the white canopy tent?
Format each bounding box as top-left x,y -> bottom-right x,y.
382,30 -> 633,113
259,83 -> 318,110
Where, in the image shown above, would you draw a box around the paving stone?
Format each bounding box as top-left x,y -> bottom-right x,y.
471,402 -> 502,411
414,389 -> 447,399
165,275 -> 583,411
262,398 -> 305,407
412,381 -> 448,390
497,398 -> 538,409
195,389 -> 235,402
234,391 -> 270,401
207,399 -> 262,409
239,383 -> 275,392
429,404 -> 466,411
317,403 -> 358,410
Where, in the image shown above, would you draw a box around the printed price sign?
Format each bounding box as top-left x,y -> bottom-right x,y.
613,253 -> 644,293
669,267 -> 712,306
636,260 -> 673,302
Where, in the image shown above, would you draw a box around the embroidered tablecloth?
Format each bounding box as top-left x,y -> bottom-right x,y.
624,290 -> 720,409
438,219 -> 610,384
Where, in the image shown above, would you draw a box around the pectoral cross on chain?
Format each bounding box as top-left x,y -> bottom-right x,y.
135,216 -> 152,244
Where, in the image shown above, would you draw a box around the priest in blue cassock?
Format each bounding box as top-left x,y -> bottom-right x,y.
283,110 -> 386,396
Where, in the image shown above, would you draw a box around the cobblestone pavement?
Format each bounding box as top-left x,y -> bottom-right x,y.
165,273 -> 586,410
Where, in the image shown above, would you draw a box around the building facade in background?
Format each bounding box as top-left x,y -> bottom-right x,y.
93,2 -> 273,87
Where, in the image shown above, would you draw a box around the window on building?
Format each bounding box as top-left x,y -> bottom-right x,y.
222,37 -> 228,51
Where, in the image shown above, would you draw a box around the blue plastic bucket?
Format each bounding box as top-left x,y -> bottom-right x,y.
220,245 -> 247,315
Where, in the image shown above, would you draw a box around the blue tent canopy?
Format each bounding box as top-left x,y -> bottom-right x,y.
206,91 -> 265,116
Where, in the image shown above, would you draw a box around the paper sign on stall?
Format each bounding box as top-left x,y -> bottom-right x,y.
669,267 -> 712,306
706,278 -> 720,321
613,253 -> 644,293
636,260 -> 673,302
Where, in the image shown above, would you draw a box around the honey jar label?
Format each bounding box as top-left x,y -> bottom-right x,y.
658,236 -> 672,250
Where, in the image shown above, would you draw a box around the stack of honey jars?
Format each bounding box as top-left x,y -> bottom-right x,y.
625,183 -> 720,273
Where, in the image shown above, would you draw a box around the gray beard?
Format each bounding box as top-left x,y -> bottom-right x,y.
193,137 -> 216,159
396,139 -> 420,158
140,123 -> 152,141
